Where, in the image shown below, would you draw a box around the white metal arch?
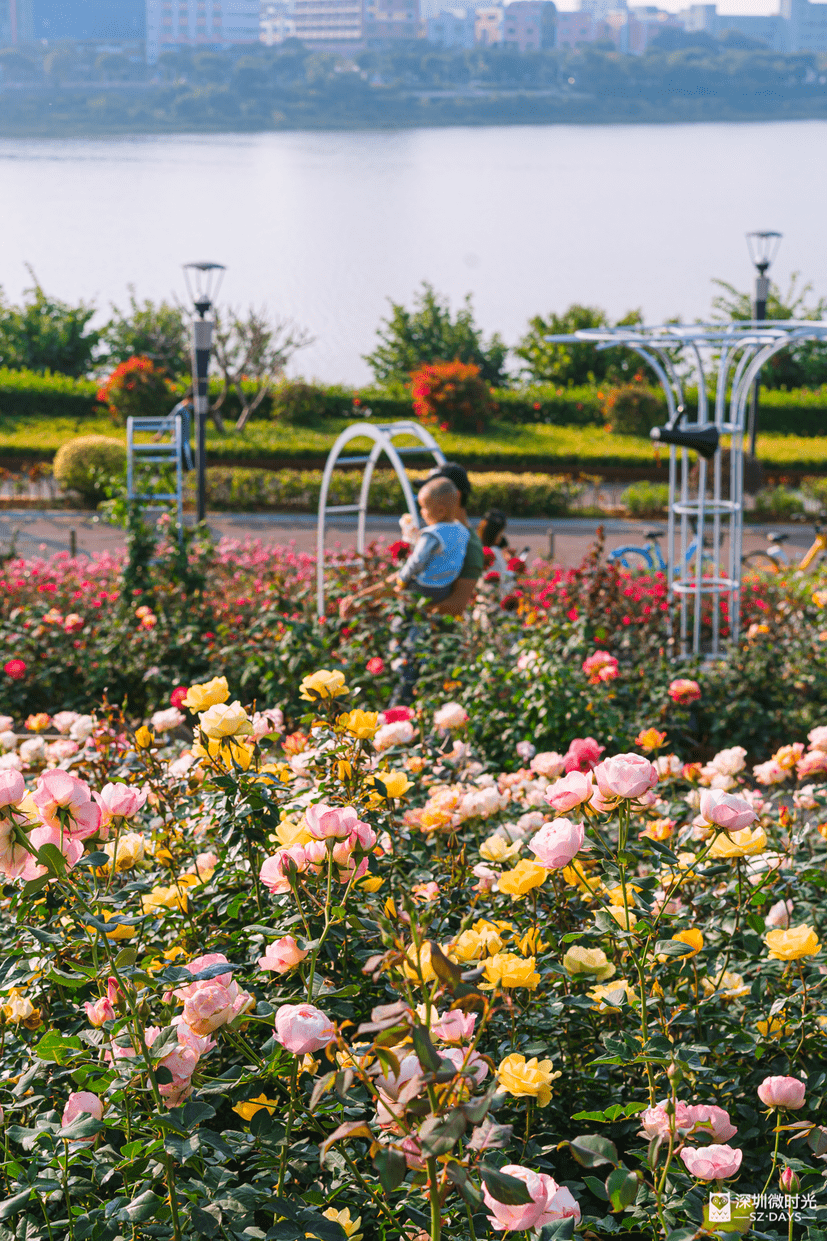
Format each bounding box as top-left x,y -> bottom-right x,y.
547,321 -> 827,658
316,421 -> 446,618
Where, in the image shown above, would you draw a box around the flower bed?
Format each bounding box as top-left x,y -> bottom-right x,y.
0,672 -> 826,1239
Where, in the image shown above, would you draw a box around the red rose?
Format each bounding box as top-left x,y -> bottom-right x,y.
170,686 -> 188,708
367,657 -> 385,675
3,659 -> 26,680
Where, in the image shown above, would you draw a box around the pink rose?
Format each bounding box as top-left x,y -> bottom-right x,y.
539,1184 -> 581,1226
681,1145 -> 742,1181
431,1009 -> 476,1043
85,995 -> 115,1027
274,1002 -> 335,1054
157,1044 -> 199,1107
177,953 -> 234,989
640,1100 -> 694,1138
182,981 -> 237,1035
258,935 -> 308,974
260,845 -> 307,894
98,782 -> 148,821
32,770 -> 101,839
582,651 -> 619,685
62,1091 -> 104,1127
594,753 -> 658,801
765,899 -> 793,929
669,678 -> 701,704
564,737 -> 605,773
808,725 -> 827,753
796,750 -> 827,779
699,789 -> 757,833
433,702 -> 469,731
530,751 -> 566,779
529,818 -> 584,869
483,1165 -> 574,1233
441,1046 -> 489,1085
757,1076 -> 806,1110
20,823 -> 84,880
305,803 -> 365,841
544,770 -> 592,812
685,1104 -> 737,1143
0,770 -> 24,809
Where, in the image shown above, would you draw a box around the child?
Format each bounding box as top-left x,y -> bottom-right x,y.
340,477 -> 468,616
395,477 -> 470,602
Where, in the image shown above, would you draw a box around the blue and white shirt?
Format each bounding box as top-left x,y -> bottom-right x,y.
397,521 -> 471,590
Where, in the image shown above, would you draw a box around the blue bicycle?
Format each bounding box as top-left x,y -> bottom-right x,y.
608,527 -> 712,572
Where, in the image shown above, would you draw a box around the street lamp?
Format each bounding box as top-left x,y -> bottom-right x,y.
745,231 -> 782,458
183,261 -> 226,524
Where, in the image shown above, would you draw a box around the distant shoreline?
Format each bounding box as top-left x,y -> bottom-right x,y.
1,90 -> 826,137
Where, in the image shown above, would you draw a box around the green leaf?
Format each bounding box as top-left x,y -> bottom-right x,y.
20,875 -> 49,900
567,1134 -> 619,1168
480,1163 -> 535,1206
429,940 -> 463,991
34,1031 -> 83,1064
654,940 -> 693,957
190,1205 -> 221,1238
419,1109 -> 467,1158
0,1189 -> 32,1220
537,1218 -> 576,1241
114,946 -> 138,969
445,1160 -> 484,1208
411,1023 -> 442,1074
605,1168 -> 640,1211
583,1175 -> 610,1201
123,1190 -> 164,1222
373,1146 -> 407,1193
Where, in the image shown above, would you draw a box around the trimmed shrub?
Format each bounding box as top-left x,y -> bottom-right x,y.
752,484 -> 805,519
196,466 -> 583,517
410,360 -> 493,433
621,480 -> 669,516
96,356 -> 174,425
602,384 -> 666,435
53,434 -> 126,502
271,380 -> 336,425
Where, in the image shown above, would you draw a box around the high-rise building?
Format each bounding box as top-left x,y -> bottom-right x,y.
0,0 -> 33,44
292,0 -> 364,44
426,7 -> 475,46
363,0 -> 420,43
778,0 -> 827,48
29,0 -> 145,39
261,0 -> 296,43
146,0 -> 260,61
501,0 -> 555,50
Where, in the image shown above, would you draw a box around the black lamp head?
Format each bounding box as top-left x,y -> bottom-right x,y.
650,423 -> 720,460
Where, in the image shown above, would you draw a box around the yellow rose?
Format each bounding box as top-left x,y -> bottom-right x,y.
765,924 -> 821,961
199,701 -> 253,740
309,1208 -> 363,1241
232,1094 -> 278,1121
606,906 -> 637,931
671,928 -> 704,957
709,827 -> 767,859
756,1017 -> 792,1040
359,875 -> 384,893
482,953 -> 540,991
589,979 -> 636,1012
373,771 -> 413,799
701,970 -> 749,999
183,676 -> 229,712
141,884 -> 189,915
259,761 -> 292,784
338,710 -> 379,740
562,945 -> 616,982
813,589 -> 827,608
277,818 -> 313,848
134,726 -> 154,750
497,1053 -> 561,1107
773,744 -> 803,771
605,884 -> 642,906
518,928 -> 549,956
300,669 -> 349,701
1,989 -> 41,1028
450,919 -> 508,962
87,910 -> 137,940
561,864 -> 602,894
103,832 -> 146,874
480,835 -> 522,863
402,941 -> 436,984
497,859 -> 548,898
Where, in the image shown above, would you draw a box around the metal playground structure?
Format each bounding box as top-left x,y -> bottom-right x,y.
316,421 -> 446,618
550,321 -> 827,658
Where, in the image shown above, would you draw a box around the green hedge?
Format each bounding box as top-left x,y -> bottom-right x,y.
2,365 -> 827,435
193,466 -> 584,517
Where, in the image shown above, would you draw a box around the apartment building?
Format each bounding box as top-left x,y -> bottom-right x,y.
363,0 -> 420,44
501,0 -> 555,50
146,0 -> 260,61
261,0 -> 296,43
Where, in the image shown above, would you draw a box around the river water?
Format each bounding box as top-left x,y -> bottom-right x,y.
1,120 -> 825,384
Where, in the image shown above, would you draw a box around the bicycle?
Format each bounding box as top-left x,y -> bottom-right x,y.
608,527 -> 712,572
742,513 -> 827,574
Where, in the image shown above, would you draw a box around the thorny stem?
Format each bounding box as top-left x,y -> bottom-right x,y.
761,1118 -> 783,1199
427,1156 -> 442,1241
277,1059 -> 299,1195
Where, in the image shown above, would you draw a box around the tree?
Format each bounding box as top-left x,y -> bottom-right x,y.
211,306 -> 313,432
0,270 -> 99,377
101,287 -> 191,378
711,273 -> 827,388
364,282 -> 508,388
514,304 -> 646,386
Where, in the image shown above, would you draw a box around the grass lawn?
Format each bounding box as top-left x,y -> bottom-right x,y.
5,411 -> 827,474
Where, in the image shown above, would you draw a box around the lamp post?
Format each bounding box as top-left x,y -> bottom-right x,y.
745,230 -> 782,459
183,261 -> 225,524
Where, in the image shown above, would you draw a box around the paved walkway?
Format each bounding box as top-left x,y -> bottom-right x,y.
0,509 -> 816,569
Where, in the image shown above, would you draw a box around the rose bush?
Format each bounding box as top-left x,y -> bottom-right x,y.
0,662 -> 824,1239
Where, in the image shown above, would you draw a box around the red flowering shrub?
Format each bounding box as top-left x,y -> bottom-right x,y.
409,360 -> 493,433
96,356 -> 174,425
